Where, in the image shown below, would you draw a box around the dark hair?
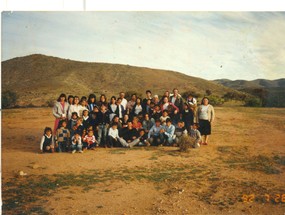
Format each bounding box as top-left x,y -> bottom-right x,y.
111,122 -> 118,127
88,94 -> 96,103
201,97 -> 209,105
146,90 -> 152,94
71,112 -> 78,117
83,109 -> 89,114
193,123 -> 199,128
111,96 -> 117,101
127,120 -> 133,124
68,95 -> 74,100
166,118 -> 172,123
100,94 -> 107,101
162,110 -> 168,113
155,119 -> 161,123
73,96 -> 80,104
162,96 -> 168,102
80,96 -> 87,103
44,127 -> 52,134
57,93 -> 67,102
173,88 -> 178,92
138,128 -> 145,133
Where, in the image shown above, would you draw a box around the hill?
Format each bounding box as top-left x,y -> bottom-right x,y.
2,54 -> 242,106
214,78 -> 285,107
213,78 -> 285,89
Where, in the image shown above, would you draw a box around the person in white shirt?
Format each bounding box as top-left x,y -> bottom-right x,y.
119,92 -> 128,110
108,122 -> 120,147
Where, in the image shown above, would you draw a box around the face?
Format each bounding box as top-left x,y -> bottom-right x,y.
77,119 -> 82,124
112,125 -> 118,129
146,92 -> 151,98
75,134 -> 80,138
100,96 -> 106,102
183,104 -> 188,110
139,130 -> 145,136
46,130 -> 51,136
166,121 -> 171,126
120,93 -> 125,99
163,111 -> 168,117
88,131 -> 94,136
124,115 -> 129,120
68,97 -> 74,103
145,114 -> 149,120
173,89 -> 178,95
155,121 -> 161,127
127,122 -> 133,129
113,117 -> 119,122
94,107 -> 99,112
72,114 -> 78,120
81,100 -> 87,106
131,95 -> 136,101
117,99 -> 122,104
101,105 -> 106,111
147,99 -> 151,105
90,98 -> 95,103
203,98 -> 209,105
154,106 -> 160,111
111,97 -> 116,103
83,111 -> 88,116
136,98 -> 141,104
62,122 -> 67,128
165,91 -> 169,97
60,96 -> 65,102
163,97 -> 168,103
74,97 -> 79,104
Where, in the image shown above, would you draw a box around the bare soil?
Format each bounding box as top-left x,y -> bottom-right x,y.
2,106 -> 285,214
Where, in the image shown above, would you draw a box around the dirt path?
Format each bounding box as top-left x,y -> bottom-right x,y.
2,107 -> 285,214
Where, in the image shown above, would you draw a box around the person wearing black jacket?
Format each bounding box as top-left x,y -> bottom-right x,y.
118,121 -> 141,148
142,90 -> 152,112
97,105 -> 110,147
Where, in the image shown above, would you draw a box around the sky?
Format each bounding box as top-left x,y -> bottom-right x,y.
2,11 -> 285,80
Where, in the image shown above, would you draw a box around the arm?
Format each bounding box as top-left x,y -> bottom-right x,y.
210,105 -> 215,123
52,103 -> 61,118
40,136 -> 45,151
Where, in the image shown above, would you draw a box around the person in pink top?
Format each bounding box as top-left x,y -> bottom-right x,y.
160,96 -> 179,114
52,93 -> 69,135
83,130 -> 98,150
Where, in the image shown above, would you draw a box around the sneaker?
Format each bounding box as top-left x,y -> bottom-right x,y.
72,150 -> 76,154
79,150 -> 83,153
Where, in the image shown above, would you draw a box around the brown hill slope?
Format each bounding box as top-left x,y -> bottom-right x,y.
2,54 -> 241,106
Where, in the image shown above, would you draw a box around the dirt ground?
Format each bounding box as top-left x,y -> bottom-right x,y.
2,106 -> 285,214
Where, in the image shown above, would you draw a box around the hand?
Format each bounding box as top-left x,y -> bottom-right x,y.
174,110 -> 178,114
132,136 -> 136,140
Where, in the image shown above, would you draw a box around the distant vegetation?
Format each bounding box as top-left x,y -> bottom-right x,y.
2,90 -> 18,109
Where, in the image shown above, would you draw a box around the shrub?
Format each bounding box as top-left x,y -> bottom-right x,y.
244,97 -> 262,107
179,135 -> 195,152
46,99 -> 55,107
207,95 -> 225,106
181,91 -> 201,99
2,90 -> 18,109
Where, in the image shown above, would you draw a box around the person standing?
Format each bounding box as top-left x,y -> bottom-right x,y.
197,97 -> 215,145
52,93 -> 69,134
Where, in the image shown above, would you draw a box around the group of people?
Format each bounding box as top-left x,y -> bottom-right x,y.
40,89 -> 215,153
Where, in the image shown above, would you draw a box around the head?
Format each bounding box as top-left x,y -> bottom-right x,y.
133,116 -> 139,123
139,129 -> 145,136
100,105 -> 107,112
117,98 -> 122,105
166,118 -> 172,126
146,90 -> 152,98
146,99 -> 151,105
150,102 -> 155,108
177,120 -> 184,128
173,88 -> 179,96
73,96 -> 80,105
88,94 -> 96,103
193,123 -> 199,130
110,96 -> 116,104
119,92 -> 125,99
87,129 -> 94,136
87,125 -> 93,131
127,120 -> 133,129
162,110 -> 168,117
153,95 -> 159,103
71,112 -> 78,120
111,122 -> 118,129
163,96 -> 169,104
201,97 -> 209,105
113,115 -> 119,123
44,127 -> 52,136
83,109 -> 89,117
93,106 -> 99,112
136,97 -> 142,105
183,103 -> 189,110
144,113 -> 149,120
187,94 -> 193,99
67,95 -> 74,104
155,119 -> 161,127
80,97 -> 87,106
57,93 -> 67,102
123,114 -> 129,121
131,94 -> 137,101
59,120 -> 67,128
74,132 -> 80,139
77,117 -> 83,125
100,94 -> 107,102
154,104 -> 160,111
164,91 -> 169,97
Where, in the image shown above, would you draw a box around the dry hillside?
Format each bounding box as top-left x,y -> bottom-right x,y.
2,54 -> 241,106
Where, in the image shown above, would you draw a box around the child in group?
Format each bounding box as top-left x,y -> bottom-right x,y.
189,123 -> 202,148
138,129 -> 150,146
108,122 -> 120,147
55,120 -> 70,152
174,120 -> 188,145
82,109 -> 91,129
71,132 -> 83,153
40,127 -> 54,153
181,103 -> 194,132
72,117 -> 84,137
160,110 -> 170,126
68,112 -> 78,132
151,104 -> 162,121
83,129 -> 98,150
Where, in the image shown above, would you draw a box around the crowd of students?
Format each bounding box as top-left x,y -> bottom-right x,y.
40,89 -> 215,153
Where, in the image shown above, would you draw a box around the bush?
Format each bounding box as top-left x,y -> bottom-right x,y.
207,95 -> 225,106
2,90 -> 18,109
244,97 -> 262,107
181,91 -> 201,99
179,135 -> 195,152
46,99 -> 55,107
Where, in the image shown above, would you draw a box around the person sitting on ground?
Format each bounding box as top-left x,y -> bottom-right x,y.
138,129 -> 150,146
72,117 -> 84,138
142,113 -> 154,134
71,132 -> 83,153
174,120 -> 188,144
190,123 -> 202,148
112,115 -> 123,133
40,127 -> 54,153
132,116 -> 142,130
148,119 -> 164,146
160,118 -> 175,146
108,122 -> 120,148
83,129 -> 98,150
55,120 -> 70,152
118,121 -> 141,148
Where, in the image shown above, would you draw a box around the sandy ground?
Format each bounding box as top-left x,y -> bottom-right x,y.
2,106 -> 285,214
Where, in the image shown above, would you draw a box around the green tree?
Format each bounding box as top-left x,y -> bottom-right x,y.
2,90 -> 18,109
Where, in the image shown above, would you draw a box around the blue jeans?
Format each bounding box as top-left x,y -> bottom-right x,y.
98,124 -> 108,146
57,141 -> 67,152
71,144 -> 82,151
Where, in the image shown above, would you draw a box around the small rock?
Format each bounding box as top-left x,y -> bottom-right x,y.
32,164 -> 40,169
19,171 -> 27,176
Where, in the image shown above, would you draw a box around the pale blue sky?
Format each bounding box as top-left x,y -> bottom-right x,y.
2,12 -> 285,80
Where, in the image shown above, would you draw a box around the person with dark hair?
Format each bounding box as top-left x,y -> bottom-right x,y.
97,94 -> 108,107
148,119 -> 164,146
108,96 -> 119,122
68,96 -> 81,120
97,105 -> 110,147
142,113 -> 154,134
79,97 -> 88,117
55,120 -> 70,152
118,121 -> 141,148
82,109 -> 91,129
190,123 -> 202,148
161,118 -> 175,146
71,132 -> 83,153
197,97 -> 215,145
151,104 -> 162,121
132,97 -> 143,117
181,103 -> 194,132
108,122 -> 120,147
39,127 -> 54,153
160,96 -> 179,114
142,90 -> 152,112
67,95 -> 74,105
112,115 -> 123,132
116,98 -> 125,120
174,120 -> 188,144
53,93 -> 69,135
87,94 -> 97,112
